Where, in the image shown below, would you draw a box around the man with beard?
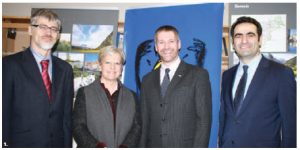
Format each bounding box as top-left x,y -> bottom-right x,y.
139,25 -> 212,147
3,9 -> 74,148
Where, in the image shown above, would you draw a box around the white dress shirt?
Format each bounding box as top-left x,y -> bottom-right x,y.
232,54 -> 262,100
160,56 -> 181,85
30,47 -> 53,81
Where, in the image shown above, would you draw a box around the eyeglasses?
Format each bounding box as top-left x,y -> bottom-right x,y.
31,24 -> 60,33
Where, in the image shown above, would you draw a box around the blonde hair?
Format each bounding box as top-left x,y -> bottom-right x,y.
98,45 -> 125,65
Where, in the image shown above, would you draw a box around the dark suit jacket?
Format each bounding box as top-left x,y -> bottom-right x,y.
140,61 -> 212,148
73,80 -> 141,148
3,48 -> 74,148
219,56 -> 296,148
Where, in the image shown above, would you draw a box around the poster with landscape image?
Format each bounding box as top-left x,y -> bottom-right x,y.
72,53 -> 101,92
57,52 -> 85,92
56,33 -> 71,52
71,24 -> 113,53
288,29 -> 296,53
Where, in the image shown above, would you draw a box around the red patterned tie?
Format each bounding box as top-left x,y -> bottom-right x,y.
40,60 -> 52,101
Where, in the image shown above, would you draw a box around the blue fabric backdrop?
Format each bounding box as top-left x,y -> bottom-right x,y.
123,3 -> 224,147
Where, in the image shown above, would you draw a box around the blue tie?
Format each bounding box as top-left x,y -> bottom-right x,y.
161,68 -> 170,98
234,65 -> 248,114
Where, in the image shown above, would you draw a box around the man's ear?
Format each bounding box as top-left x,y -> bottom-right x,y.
57,33 -> 61,40
232,38 -> 237,52
155,43 -> 158,52
258,36 -> 263,48
28,26 -> 32,36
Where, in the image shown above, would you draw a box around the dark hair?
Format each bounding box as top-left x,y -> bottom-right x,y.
154,25 -> 180,42
230,16 -> 262,40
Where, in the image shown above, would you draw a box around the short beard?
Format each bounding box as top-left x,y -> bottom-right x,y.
39,42 -> 55,51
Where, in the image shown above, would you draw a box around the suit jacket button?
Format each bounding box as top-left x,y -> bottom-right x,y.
160,104 -> 163,107
231,140 -> 235,144
162,118 -> 165,121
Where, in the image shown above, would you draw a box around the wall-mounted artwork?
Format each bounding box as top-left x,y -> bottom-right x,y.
57,52 -> 85,92
84,53 -> 99,72
57,33 -> 71,52
288,29 -> 297,53
57,52 -> 84,69
231,14 -> 287,53
71,24 -> 113,53
70,53 -> 100,92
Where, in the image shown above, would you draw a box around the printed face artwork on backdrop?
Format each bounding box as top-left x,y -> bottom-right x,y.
134,37 -> 206,90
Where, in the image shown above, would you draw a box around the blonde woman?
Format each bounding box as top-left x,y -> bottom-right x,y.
73,46 -> 141,147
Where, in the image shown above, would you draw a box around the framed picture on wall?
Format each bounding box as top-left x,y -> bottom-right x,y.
288,29 -> 296,53
56,33 -> 71,52
71,24 -> 114,53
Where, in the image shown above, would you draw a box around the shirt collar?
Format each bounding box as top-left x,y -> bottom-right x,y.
100,80 -> 121,96
238,53 -> 262,73
30,47 -> 52,62
160,56 -> 181,73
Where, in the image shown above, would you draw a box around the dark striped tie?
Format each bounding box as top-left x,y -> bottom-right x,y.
161,68 -> 170,98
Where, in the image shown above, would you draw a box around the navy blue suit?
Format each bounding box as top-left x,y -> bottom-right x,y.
219,56 -> 296,148
3,48 -> 74,147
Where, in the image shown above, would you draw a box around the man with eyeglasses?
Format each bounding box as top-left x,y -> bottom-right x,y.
3,9 -> 74,148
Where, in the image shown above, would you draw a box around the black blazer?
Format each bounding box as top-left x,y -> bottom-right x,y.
3,48 -> 74,148
140,61 -> 212,147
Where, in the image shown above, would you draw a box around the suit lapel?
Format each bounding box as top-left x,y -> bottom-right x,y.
227,66 -> 238,113
22,49 -> 49,102
237,57 -> 269,116
51,56 -> 63,104
164,61 -> 186,102
153,68 -> 162,99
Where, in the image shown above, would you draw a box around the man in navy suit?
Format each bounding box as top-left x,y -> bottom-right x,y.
3,9 -> 74,147
219,16 -> 296,148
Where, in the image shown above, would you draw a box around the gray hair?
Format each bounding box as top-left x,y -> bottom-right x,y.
31,9 -> 61,30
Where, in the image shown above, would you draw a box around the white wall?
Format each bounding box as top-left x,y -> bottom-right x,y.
2,3 -> 229,26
